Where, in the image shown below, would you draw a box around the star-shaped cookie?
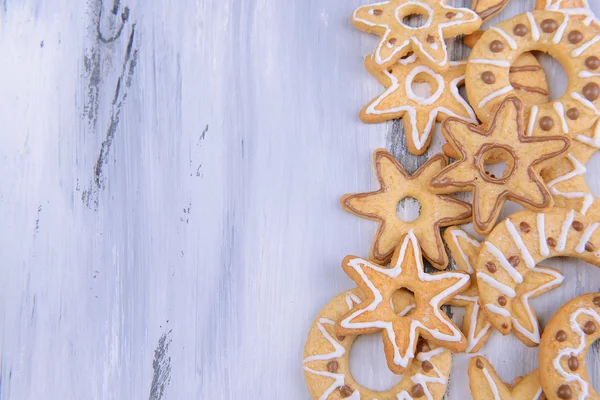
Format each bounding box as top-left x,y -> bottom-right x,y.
335,231 -> 470,375
361,54 -> 478,155
469,357 -> 543,400
342,149 -> 472,269
430,96 -> 571,235
352,0 -> 481,72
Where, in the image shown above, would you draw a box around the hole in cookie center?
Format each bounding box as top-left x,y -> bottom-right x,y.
586,338 -> 600,393
401,13 -> 427,28
476,146 -> 516,182
350,335 -> 402,391
391,289 -> 416,316
535,52 -> 568,101
397,197 -> 421,223
587,150 -> 600,198
411,80 -> 433,101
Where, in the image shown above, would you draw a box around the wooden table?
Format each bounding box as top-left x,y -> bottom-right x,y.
1,0 -> 599,398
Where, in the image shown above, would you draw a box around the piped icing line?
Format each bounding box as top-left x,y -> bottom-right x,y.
576,222 -> 599,253
526,12 -> 540,42
477,272 -> 516,298
527,106 -> 539,136
304,319 -> 346,362
557,210 -> 575,252
302,366 -> 348,400
538,213 -> 550,257
402,347 -> 448,400
552,308 -> 600,399
553,102 -> 569,133
470,59 -> 511,68
491,26 -> 517,49
572,35 -> 600,57
482,367 -> 502,400
505,218 -> 536,269
546,154 -> 594,215
478,86 -> 513,108
486,303 -> 511,317
553,14 -> 569,44
346,293 -> 362,311
571,92 -> 600,115
576,120 -> 600,148
450,74 -> 478,122
449,228 -> 481,274
340,230 -> 469,369
578,71 -> 600,78
484,242 -> 524,283
398,304 -> 416,317
465,300 -> 492,353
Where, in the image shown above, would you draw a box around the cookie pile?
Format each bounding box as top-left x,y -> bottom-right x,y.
303,1 -> 600,399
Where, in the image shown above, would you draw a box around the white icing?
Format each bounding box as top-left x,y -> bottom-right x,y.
482,367 -> 501,400
398,303 -> 416,317
576,120 -> 600,148
526,12 -> 540,42
405,66 -> 444,105
484,241 -> 524,283
395,2 -> 434,30
578,70 -> 600,78
491,26 -> 517,50
553,14 -> 569,44
538,213 -> 550,257
466,300 -> 491,353
527,106 -> 539,137
470,59 -> 511,68
303,366 -> 347,400
553,102 -> 569,133
486,304 -> 511,317
477,272 -> 516,298
340,230 -> 469,369
571,92 -> 600,115
557,210 -> 575,252
576,222 -> 598,253
478,86 -> 513,108
346,293 -> 362,311
547,154 -> 594,215
572,35 -> 600,57
449,228 -> 481,274
505,218 -> 536,269
304,319 -> 346,362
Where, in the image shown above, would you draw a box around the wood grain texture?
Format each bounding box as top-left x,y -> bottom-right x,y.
0,0 -> 599,399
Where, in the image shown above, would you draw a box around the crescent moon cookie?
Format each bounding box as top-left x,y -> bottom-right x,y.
539,293 -> 600,400
466,10 -> 600,138
360,54 -> 477,156
303,289 -> 453,400
334,231 -> 470,375
469,357 -> 544,400
351,0 -> 481,72
475,208 -> 600,345
430,96 -> 571,235
341,149 -> 472,268
472,0 -> 512,23
536,0 -> 599,29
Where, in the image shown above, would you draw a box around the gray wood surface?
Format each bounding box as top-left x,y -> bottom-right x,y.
1,0 -> 599,399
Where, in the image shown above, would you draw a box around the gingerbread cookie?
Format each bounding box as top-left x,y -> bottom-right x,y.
469,357 -> 544,400
352,0 -> 481,72
430,96 -> 570,235
303,288 -> 452,400
342,150 -> 472,268
361,54 -> 478,155
539,293 -> 600,400
537,0 -> 599,28
472,0 -> 512,23
466,10 -> 600,137
475,208 -> 600,343
335,231 -> 470,374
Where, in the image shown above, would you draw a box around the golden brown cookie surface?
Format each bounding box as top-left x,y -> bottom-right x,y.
469,357 -> 544,400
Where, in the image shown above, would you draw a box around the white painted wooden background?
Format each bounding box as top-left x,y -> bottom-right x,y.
1,0 -> 600,399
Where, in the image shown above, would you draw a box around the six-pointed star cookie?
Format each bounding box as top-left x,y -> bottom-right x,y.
342,149 -> 472,269
469,357 -> 544,400
352,0 -> 481,72
430,96 -> 571,235
361,54 -> 478,155
334,231 -> 470,375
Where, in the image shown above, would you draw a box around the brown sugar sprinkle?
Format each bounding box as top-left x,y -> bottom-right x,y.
520,222 -> 531,233
327,360 -> 339,373
388,38 -> 397,45
373,9 -> 383,15
422,361 -> 433,372
340,385 -> 354,397
498,296 -> 507,306
572,221 -> 584,231
585,242 -> 595,252
427,35 -> 435,43
446,12 -> 456,19
547,237 -> 557,248
508,256 -> 520,266
486,261 -> 497,273
337,335 -> 346,342
556,330 -> 568,342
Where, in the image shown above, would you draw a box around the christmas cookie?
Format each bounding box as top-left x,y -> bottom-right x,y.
472,0 -> 512,23
352,0 -> 481,72
469,357 -> 544,400
341,149 -> 472,268
539,293 -> 600,400
475,208 -> 600,343
335,231 -> 470,374
360,54 -> 477,155
430,96 -> 570,235
536,0 -> 599,28
466,10 -> 600,137
303,288 -> 452,400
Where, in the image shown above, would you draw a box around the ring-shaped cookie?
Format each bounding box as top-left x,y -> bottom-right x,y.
474,208 -> 600,345
466,10 -> 600,137
539,293 -> 600,400
303,289 -> 451,400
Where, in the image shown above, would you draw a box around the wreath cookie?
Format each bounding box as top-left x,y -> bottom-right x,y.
539,293 -> 600,400
469,357 -> 544,400
341,149 -> 472,268
430,96 -> 570,235
303,288 -> 452,400
352,0 -> 481,72
466,10 -> 600,137
334,231 -> 470,374
475,208 -> 600,345
537,0 -> 599,29
360,54 -> 478,155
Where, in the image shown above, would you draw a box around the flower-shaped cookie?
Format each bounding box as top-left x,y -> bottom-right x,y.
361,54 -> 477,155
342,149 -> 472,269
430,96 -> 570,235
335,231 -> 470,375
469,357 -> 543,400
352,0 -> 481,72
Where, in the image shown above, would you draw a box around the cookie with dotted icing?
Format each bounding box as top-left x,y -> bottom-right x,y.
341,149 -> 472,268
352,0 -> 481,72
472,0 -> 512,23
466,10 -> 600,138
539,293 -> 600,400
469,357 -> 544,400
536,0 -> 599,29
430,96 -> 570,235
303,288 -> 453,400
474,208 -> 600,342
334,231 -> 470,375
360,54 -> 478,156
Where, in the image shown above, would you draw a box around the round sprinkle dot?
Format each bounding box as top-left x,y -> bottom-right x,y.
327,361 -> 339,373
514,24 -> 528,36
340,385 -> 354,397
539,116 -> 554,131
476,358 -> 484,369
541,19 -> 558,33
583,82 -> 600,101
489,40 -> 504,53
481,71 -> 496,84
557,384 -> 572,399
568,30 -> 584,44
567,108 -> 580,120
547,237 -> 557,248
556,330 -> 567,341
520,222 -> 531,233
498,296 -> 507,306
572,221 -> 584,231
568,355 -> 579,371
